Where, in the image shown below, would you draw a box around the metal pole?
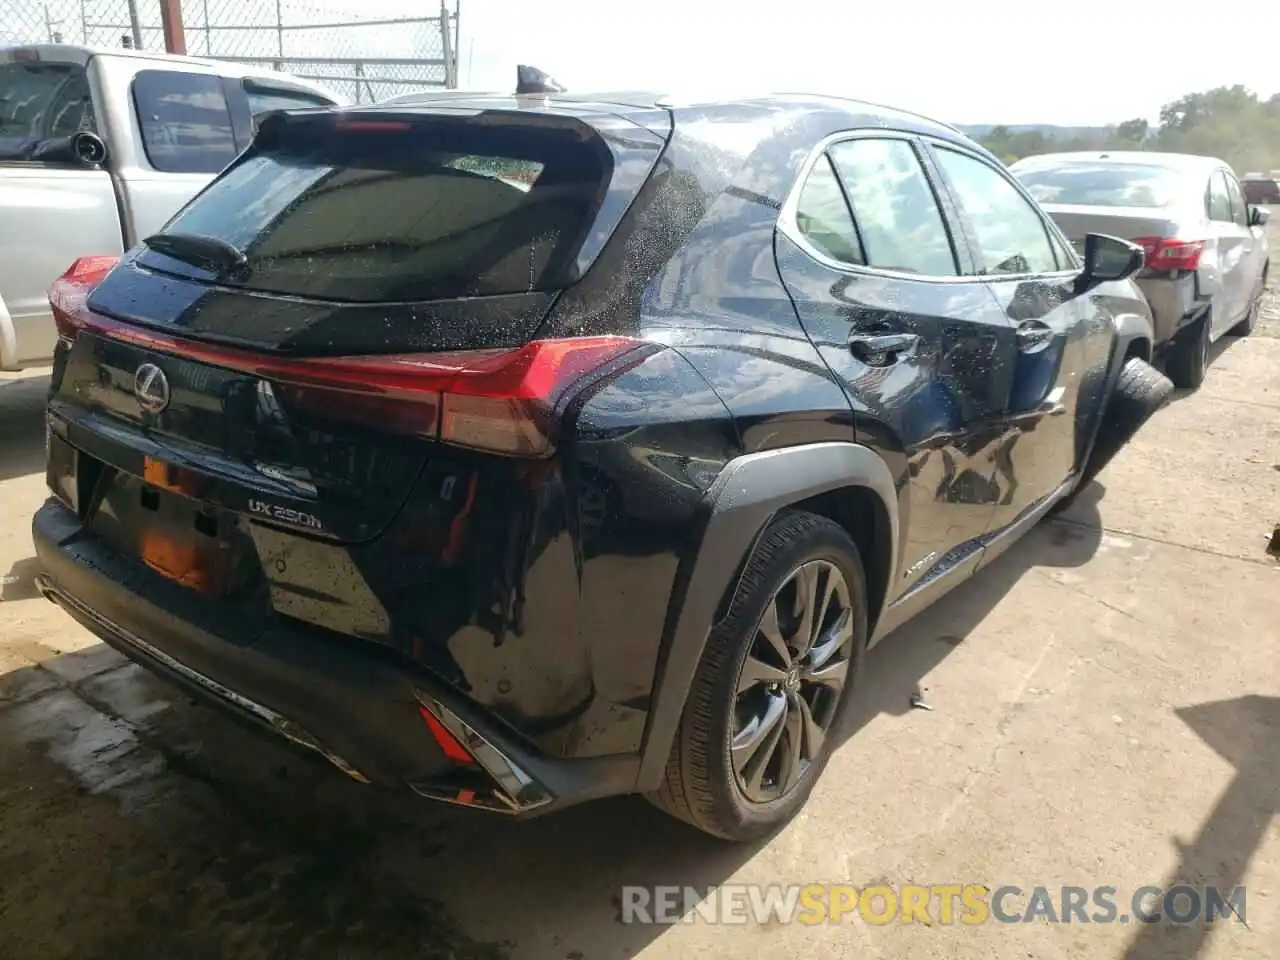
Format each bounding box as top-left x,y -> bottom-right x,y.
202,0 -> 211,55
439,2 -> 454,89
275,0 -> 284,67
158,0 -> 186,54
80,0 -> 89,42
125,0 -> 143,49
452,1 -> 462,88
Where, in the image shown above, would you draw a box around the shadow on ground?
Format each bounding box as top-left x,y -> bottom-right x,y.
2,482 -> 1265,960
0,375 -> 49,484
1122,694 -> 1278,960
2,557 -> 42,603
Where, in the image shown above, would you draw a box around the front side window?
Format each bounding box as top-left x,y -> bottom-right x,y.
1222,173 -> 1249,227
827,137 -> 958,276
933,147 -> 1058,276
794,154 -> 865,265
1047,225 -> 1077,271
0,60 -> 96,161
1206,172 -> 1232,223
132,70 -> 238,174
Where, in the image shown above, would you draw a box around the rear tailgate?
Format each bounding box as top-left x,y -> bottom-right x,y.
47,103 -> 668,633
55,103 -> 669,532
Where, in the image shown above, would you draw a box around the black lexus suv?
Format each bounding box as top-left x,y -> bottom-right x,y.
34,92 -> 1171,841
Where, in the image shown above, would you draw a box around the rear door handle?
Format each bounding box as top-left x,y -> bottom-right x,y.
1015,320 -> 1054,353
848,332 -> 919,366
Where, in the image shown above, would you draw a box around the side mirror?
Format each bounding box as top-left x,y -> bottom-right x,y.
71,130 -> 108,166
26,130 -> 108,167
1249,205 -> 1270,228
1074,233 -> 1144,294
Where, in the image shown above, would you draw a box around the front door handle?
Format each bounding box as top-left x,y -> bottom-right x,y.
1015,320 -> 1055,353
848,332 -> 919,366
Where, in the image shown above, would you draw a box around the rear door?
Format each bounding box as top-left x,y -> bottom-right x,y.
775,133 -> 1013,592
0,50 -> 122,366
924,140 -> 1105,532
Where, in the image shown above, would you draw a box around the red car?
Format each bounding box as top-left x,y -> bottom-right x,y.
1242,176 -> 1280,204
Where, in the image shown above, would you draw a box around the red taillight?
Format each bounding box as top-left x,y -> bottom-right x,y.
48,256 -> 119,342
74,307 -> 652,456
1132,237 -> 1203,272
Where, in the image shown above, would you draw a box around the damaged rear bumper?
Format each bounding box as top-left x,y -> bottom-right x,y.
32,499 -> 637,817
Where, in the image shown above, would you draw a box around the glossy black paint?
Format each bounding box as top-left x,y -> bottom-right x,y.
39,92 -> 1145,811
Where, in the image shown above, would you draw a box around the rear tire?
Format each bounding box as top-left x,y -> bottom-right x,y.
647,510 -> 867,841
1165,311 -> 1210,390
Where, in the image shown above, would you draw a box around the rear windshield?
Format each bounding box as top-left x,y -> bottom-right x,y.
146,112 -> 616,302
0,60 -> 94,160
1013,161 -> 1187,208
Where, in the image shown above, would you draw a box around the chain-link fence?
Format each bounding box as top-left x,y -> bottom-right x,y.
2,1 -> 459,101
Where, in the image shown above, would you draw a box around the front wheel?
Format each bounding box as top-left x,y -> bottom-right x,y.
1049,356 -> 1174,516
648,510 -> 868,841
1229,269 -> 1267,337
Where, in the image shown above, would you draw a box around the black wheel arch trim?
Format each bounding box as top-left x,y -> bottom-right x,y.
635,441 -> 898,792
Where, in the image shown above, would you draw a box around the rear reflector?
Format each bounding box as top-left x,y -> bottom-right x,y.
1132,237 -> 1203,272
62,302 -> 655,457
418,705 -> 475,765
48,256 -> 120,341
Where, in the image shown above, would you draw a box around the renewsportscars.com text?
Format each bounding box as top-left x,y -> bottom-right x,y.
619,883 -> 1247,926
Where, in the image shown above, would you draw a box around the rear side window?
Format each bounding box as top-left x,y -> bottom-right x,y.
933,147 -> 1058,276
794,155 -> 864,265
132,70 -> 238,174
0,61 -> 95,161
150,112 -> 620,302
827,138 -> 958,276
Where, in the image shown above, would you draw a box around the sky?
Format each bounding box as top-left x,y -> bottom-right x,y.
455,0 -> 1280,126
4,0 -> 1277,125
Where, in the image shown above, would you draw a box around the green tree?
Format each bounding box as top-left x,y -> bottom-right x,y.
978,84 -> 1280,174
1116,118 -> 1149,143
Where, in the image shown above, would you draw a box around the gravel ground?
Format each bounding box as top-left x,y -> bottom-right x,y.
0,216 -> 1277,960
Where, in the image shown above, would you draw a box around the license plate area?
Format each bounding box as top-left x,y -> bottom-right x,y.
84,457 -> 265,601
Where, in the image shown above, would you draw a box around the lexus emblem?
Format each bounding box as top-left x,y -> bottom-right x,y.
133,363 -> 171,414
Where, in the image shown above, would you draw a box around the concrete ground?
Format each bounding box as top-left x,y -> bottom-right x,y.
1,240 -> 1278,959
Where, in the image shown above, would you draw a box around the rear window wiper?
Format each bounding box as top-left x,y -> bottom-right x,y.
142,232 -> 250,281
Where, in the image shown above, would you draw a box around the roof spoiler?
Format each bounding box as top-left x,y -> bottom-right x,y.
515,64 -> 564,95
